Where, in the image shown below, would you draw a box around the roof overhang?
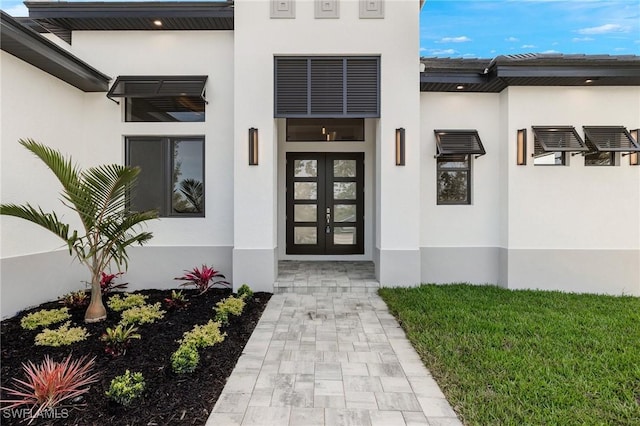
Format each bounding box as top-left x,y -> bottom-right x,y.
421,54 -> 640,93
0,11 -> 110,92
25,1 -> 234,31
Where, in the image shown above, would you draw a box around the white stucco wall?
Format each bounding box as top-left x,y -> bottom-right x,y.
1,31 -> 236,316
420,92 -> 502,247
419,85 -> 640,294
504,86 -> 640,250
233,0 -> 422,287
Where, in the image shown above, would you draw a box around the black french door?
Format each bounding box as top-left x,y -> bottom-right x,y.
286,153 -> 364,255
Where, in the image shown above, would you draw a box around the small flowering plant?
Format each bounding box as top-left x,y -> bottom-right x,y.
174,265 -> 230,294
100,271 -> 129,295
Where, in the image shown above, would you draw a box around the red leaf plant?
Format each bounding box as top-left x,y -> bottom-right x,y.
0,354 -> 99,424
174,265 -> 230,294
100,271 -> 128,295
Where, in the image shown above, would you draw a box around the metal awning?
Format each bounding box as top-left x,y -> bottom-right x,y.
106,75 -> 207,102
583,126 -> 640,153
434,130 -> 486,157
531,126 -> 588,152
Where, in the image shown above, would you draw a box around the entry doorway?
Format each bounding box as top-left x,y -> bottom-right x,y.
286,153 -> 364,255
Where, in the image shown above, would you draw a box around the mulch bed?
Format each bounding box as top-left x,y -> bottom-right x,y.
1,289 -> 271,425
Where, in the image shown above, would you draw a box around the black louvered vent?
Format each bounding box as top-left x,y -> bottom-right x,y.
434,130 -> 486,157
531,126 -> 588,152
275,57 -> 379,117
583,126 -> 640,152
346,58 -> 379,115
311,59 -> 344,115
275,59 -> 308,116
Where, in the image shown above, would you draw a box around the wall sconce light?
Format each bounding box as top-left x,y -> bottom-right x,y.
516,128 -> 527,165
395,128 -> 405,166
629,129 -> 638,166
248,127 -> 258,166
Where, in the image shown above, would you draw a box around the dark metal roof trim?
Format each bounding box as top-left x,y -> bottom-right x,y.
583,126 -> 640,153
531,126 -> 588,153
1,11 -> 109,92
434,130 -> 486,157
421,54 -> 640,92
107,75 -> 208,102
25,1 -> 234,31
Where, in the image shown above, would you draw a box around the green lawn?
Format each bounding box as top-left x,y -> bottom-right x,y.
378,284 -> 640,425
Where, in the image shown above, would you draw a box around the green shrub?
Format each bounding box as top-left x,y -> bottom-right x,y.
20,308 -> 71,330
35,322 -> 89,346
120,303 -> 165,325
180,320 -> 226,349
237,284 -> 254,300
214,296 -> 245,325
171,344 -> 200,374
107,293 -> 148,312
101,324 -> 141,357
105,370 -> 145,406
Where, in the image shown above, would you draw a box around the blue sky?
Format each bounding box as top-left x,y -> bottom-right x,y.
420,0 -> 640,58
3,0 -> 639,58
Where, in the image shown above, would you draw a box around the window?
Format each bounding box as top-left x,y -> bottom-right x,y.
126,137 -> 204,217
437,155 -> 471,204
583,126 -> 639,167
286,118 -> 365,141
107,76 -> 207,122
434,130 -> 485,205
531,126 -> 587,166
126,96 -> 205,122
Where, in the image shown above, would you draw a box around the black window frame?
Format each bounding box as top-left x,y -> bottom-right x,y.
125,136 -> 205,218
583,126 -> 640,167
437,154 -> 471,205
125,96 -> 206,122
107,76 -> 208,123
531,126 -> 587,166
285,118 -> 365,142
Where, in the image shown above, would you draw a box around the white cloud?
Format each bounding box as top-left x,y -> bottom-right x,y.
521,44 -> 536,48
505,37 -> 519,42
420,47 -> 427,52
572,37 -> 594,42
577,24 -> 627,35
428,49 -> 457,55
541,50 -> 560,54
614,47 -> 627,51
438,36 -> 471,43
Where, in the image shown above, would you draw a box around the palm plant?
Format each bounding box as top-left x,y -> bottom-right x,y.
0,139 -> 158,322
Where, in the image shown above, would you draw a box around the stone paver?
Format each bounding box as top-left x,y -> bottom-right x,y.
206,262 -> 461,426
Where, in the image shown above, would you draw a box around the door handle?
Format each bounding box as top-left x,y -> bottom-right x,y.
326,207 -> 331,234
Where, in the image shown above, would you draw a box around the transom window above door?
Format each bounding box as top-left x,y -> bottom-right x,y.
286,118 -> 365,141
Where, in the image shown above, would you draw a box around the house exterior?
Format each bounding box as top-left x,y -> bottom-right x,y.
1,0 -> 639,318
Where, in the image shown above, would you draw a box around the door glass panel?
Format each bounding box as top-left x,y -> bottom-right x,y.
333,227 -> 356,245
334,182 -> 356,200
294,160 -> 318,177
294,227 -> 317,244
334,160 -> 356,177
294,204 -> 317,222
334,205 -> 356,222
294,182 -> 317,200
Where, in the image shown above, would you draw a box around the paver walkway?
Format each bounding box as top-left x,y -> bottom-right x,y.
206,291 -> 462,426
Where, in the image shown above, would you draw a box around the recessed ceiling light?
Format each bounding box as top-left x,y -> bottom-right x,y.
153,20 -> 163,26
585,79 -> 593,84
456,85 -> 465,90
